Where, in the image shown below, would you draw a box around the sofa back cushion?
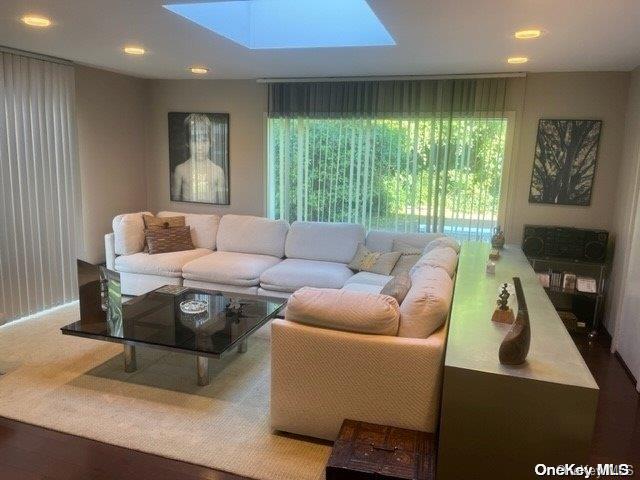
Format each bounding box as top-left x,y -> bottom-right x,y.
217,215 -> 289,257
112,211 -> 152,255
365,230 -> 444,253
411,246 -> 459,278
424,236 -> 461,254
157,211 -> 220,250
398,266 -> 453,338
286,287 -> 400,336
286,221 -> 365,263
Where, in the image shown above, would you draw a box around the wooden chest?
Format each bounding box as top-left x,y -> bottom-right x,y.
326,420 -> 435,480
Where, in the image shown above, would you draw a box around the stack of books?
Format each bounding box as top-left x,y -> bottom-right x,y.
537,270 -> 581,292
550,270 -> 564,289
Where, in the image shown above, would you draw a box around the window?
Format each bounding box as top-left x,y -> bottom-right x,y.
267,115 -> 508,241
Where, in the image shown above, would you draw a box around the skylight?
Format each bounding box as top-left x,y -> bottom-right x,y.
163,0 -> 395,49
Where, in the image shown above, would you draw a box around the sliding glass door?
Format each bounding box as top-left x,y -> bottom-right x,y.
266,79 -> 510,241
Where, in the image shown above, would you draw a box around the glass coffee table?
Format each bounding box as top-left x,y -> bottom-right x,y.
61,285 -> 286,386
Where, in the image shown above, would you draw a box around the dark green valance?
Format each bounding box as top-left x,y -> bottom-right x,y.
267,78 -> 507,118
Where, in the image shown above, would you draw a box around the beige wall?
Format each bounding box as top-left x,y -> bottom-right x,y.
76,66 -> 150,263
504,72 -> 630,244
607,66 -> 640,340
79,71 -> 632,334
140,73 -> 629,243
146,80 -> 267,216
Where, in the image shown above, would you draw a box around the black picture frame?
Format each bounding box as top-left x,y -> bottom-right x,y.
528,119 -> 602,206
168,112 -> 230,205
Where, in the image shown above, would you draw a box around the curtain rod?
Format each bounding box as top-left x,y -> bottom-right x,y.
257,72 -> 526,83
0,45 -> 74,66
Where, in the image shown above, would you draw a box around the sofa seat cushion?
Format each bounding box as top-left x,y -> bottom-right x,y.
344,271 -> 393,287
182,251 -> 282,287
114,248 -> 212,278
341,283 -> 384,294
260,259 -> 354,293
286,287 -> 400,336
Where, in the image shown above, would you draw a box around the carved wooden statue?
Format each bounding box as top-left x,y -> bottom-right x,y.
499,277 -> 531,365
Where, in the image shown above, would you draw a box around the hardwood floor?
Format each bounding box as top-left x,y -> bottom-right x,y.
0,417 -> 243,480
1,332 -> 638,479
573,333 -> 640,468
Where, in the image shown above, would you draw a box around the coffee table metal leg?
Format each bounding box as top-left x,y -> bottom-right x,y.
197,356 -> 209,386
238,339 -> 248,353
124,343 -> 137,372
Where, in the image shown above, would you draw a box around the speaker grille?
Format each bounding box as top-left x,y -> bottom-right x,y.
522,225 -> 608,263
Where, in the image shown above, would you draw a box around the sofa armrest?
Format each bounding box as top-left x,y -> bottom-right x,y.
105,233 -> 116,270
270,318 -> 447,440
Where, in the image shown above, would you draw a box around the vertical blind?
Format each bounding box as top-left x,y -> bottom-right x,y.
267,78 -> 508,240
0,51 -> 81,324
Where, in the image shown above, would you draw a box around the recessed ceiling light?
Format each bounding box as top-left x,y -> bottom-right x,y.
123,46 -> 146,56
190,66 -> 209,74
514,29 -> 541,39
21,15 -> 51,27
507,56 -> 529,64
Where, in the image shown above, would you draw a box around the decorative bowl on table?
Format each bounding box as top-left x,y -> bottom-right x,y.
179,299 -> 208,315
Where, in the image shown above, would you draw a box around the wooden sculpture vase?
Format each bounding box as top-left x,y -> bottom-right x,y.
499,277 -> 531,365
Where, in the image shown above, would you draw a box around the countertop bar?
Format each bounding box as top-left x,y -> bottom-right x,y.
445,242 -> 598,389
437,242 -> 599,480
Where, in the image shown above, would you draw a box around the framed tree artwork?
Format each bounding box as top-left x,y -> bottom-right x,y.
168,112 -> 230,205
529,119 -> 602,206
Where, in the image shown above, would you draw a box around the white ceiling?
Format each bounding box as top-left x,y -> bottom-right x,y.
1,0 -> 639,79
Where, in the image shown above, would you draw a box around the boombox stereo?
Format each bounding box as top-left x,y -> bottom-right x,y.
522,225 -> 609,263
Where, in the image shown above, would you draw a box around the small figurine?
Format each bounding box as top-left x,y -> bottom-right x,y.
492,283 -> 515,324
491,226 -> 506,249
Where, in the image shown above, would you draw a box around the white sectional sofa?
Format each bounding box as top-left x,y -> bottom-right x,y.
105,211 -> 459,441
106,211 -> 447,297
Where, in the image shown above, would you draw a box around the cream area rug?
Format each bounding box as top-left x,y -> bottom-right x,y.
0,303 -> 331,480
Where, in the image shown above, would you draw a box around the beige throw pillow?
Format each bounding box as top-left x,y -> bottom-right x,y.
145,226 -> 195,254
348,243 -> 401,275
286,287 -> 400,336
157,211 -> 220,250
390,239 -> 422,275
142,214 -> 186,251
143,214 -> 185,230
380,273 -> 412,305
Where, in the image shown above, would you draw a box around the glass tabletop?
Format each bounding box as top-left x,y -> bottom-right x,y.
62,281 -> 286,358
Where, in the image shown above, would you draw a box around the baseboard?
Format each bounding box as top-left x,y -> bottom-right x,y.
614,352 -> 638,387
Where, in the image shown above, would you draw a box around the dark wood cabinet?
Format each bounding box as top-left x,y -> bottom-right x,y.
326,420 -> 435,480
